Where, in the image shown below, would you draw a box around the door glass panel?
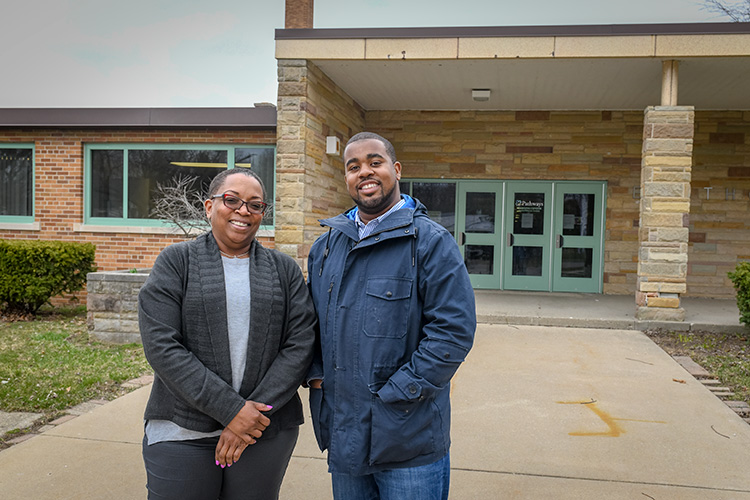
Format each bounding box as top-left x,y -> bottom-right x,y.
513,193 -> 545,235
465,245 -> 494,275
561,248 -> 593,278
413,182 -> 456,234
562,193 -> 595,236
465,192 -> 495,234
512,246 -> 543,276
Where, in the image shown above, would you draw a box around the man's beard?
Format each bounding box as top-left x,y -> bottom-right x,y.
354,182 -> 397,216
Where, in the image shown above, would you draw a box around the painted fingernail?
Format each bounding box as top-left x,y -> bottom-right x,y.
227,463 -> 232,467
267,405 -> 273,409
221,464 -> 225,469
216,460 -> 220,466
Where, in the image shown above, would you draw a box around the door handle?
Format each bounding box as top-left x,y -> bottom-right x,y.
506,233 -> 514,247
556,234 -> 564,248
458,232 -> 466,245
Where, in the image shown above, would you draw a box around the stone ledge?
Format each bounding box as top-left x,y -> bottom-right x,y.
635,306 -> 686,321
49,414 -> 77,426
0,411 -> 43,436
672,355 -> 749,424
673,355 -> 711,377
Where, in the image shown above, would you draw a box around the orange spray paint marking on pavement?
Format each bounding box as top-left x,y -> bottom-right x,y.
557,399 -> 666,437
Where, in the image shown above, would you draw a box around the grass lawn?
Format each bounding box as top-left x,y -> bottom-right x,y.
0,306 -> 152,426
646,329 -> 750,407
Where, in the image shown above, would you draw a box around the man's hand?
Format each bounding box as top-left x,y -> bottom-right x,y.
226,400 -> 272,445
309,379 -> 323,389
215,427 -> 247,468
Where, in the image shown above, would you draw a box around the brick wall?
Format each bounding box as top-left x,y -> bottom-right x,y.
0,128 -> 276,305
691,111 -> 750,297
284,0 -> 314,29
365,110 -> 644,294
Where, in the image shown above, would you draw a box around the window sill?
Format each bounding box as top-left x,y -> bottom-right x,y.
73,223 -> 273,238
0,222 -> 41,231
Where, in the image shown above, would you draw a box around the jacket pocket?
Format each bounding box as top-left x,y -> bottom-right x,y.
309,387 -> 330,452
363,278 -> 412,338
369,396 -> 435,466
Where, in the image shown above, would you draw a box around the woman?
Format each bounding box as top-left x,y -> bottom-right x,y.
138,168 -> 316,499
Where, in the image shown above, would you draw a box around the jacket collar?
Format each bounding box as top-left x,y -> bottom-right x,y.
320,196 -> 426,241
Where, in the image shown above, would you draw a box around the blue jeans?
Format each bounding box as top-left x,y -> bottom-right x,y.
331,453 -> 450,500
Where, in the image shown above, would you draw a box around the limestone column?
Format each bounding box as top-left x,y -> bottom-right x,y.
636,106 -> 694,321
276,59 -> 309,265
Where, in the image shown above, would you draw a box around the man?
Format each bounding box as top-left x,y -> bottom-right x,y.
307,131 -> 476,500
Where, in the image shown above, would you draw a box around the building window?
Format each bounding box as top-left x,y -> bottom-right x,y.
0,144 -> 34,222
400,180 -> 457,235
85,144 -> 275,228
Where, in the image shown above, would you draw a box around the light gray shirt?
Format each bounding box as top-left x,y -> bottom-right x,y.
223,256 -> 251,392
145,256 -> 251,445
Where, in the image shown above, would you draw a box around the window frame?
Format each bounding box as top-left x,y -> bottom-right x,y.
83,143 -> 276,231
0,143 -> 35,224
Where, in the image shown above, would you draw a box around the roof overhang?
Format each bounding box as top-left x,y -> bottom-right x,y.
0,107 -> 277,128
275,22 -> 750,111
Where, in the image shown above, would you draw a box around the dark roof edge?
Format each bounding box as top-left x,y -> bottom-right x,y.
276,22 -> 750,40
0,107 -> 277,128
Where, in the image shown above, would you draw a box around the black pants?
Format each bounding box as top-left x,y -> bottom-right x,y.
142,427 -> 298,500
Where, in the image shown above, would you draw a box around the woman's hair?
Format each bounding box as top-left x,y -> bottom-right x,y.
207,167 -> 266,200
346,132 -> 397,163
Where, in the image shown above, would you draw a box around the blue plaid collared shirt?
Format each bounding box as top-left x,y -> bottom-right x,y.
354,198 -> 407,240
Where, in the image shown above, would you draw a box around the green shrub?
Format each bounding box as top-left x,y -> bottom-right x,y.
0,240 -> 97,315
728,261 -> 750,328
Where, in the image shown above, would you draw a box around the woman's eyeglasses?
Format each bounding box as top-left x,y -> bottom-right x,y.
211,193 -> 268,215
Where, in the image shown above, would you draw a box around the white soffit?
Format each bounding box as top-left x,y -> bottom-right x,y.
311,57 -> 750,110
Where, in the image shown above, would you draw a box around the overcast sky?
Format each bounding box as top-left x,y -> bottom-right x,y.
0,0 -> 724,108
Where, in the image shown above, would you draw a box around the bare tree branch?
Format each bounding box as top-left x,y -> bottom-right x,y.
150,175 -> 210,238
701,0 -> 750,22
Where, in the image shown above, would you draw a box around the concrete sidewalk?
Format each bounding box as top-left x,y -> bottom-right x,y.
2,322 -> 750,498
1,294 -> 748,499
475,290 -> 746,334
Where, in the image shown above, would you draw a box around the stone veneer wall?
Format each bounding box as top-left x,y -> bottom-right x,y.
274,65 -> 749,297
690,111 -> 750,298
86,269 -> 149,344
364,109 -> 749,298
276,60 -> 364,272
365,110 -> 644,295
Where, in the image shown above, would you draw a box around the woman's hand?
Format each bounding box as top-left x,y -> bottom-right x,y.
226,400 -> 272,445
215,427 -> 248,468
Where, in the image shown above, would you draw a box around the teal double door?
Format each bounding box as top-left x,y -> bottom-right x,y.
455,180 -> 606,292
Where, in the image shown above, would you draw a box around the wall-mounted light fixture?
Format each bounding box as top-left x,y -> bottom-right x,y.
326,136 -> 341,156
472,89 -> 491,102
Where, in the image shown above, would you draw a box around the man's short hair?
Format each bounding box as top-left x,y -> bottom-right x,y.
346,132 -> 397,163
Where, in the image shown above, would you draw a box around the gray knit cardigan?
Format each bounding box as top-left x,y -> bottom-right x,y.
138,232 -> 316,437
